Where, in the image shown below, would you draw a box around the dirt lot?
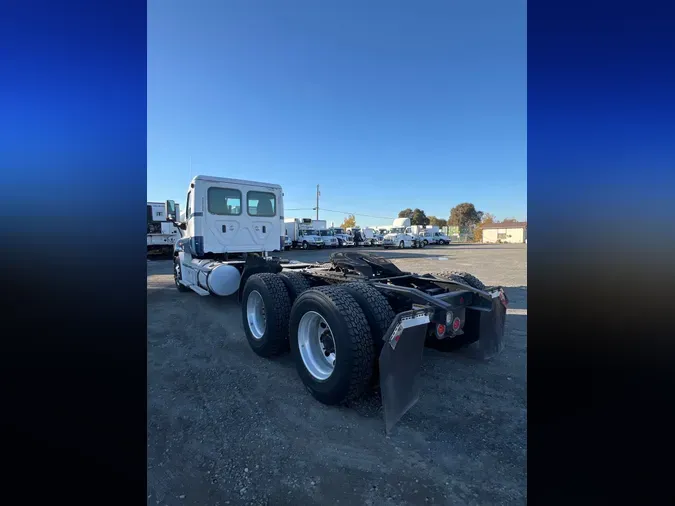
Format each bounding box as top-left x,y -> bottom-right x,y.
147,244 -> 527,505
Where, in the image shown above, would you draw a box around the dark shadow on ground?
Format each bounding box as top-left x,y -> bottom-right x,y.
504,286 -> 527,310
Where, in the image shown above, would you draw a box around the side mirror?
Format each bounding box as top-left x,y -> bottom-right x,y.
165,200 -> 177,222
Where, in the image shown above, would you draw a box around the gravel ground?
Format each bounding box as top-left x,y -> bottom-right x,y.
147,244 -> 527,505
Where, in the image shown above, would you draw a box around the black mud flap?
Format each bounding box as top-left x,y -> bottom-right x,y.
378,309 -> 431,435
477,289 -> 508,360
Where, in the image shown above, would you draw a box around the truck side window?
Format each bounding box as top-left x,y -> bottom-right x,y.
247,191 -> 276,217
208,187 -> 242,215
186,191 -> 191,219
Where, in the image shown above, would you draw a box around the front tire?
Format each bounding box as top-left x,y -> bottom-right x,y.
173,257 -> 190,292
289,286 -> 374,405
398,240 -> 405,249
242,273 -> 292,357
302,241 -> 309,250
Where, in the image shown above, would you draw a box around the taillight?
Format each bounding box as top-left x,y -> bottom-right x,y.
452,317 -> 461,332
436,323 -> 446,337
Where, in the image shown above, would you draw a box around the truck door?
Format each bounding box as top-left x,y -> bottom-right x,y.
246,190 -> 276,246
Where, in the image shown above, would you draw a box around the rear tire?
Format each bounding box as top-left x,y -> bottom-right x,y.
432,271 -> 487,291
289,286 -> 374,405
242,273 -> 292,357
341,282 -> 395,356
173,257 -> 190,292
342,282 -> 395,386
278,271 -> 312,304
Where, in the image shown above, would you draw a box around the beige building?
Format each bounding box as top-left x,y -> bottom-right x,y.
482,222 -> 527,244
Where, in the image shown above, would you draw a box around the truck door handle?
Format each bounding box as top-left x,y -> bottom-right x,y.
222,225 -> 226,233
262,226 -> 266,233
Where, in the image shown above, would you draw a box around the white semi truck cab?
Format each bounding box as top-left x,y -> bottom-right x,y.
328,227 -> 354,247
166,175 -> 285,296
382,217 -> 421,249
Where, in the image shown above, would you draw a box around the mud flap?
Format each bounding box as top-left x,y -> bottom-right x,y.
378,310 -> 431,434
478,289 -> 508,360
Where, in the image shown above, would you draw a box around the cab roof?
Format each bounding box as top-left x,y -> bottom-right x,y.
191,175 -> 282,190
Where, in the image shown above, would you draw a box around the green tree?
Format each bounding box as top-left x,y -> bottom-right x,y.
501,217 -> 519,223
449,203 -> 483,228
398,208 -> 414,219
340,214 -> 356,229
411,208 -> 430,226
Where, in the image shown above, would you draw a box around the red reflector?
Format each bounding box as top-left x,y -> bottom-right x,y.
394,334 -> 401,342
436,324 -> 446,335
460,297 -> 464,304
452,317 -> 461,331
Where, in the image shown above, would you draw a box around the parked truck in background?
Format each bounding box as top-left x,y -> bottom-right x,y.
147,201 -> 181,256
285,218 -> 325,249
382,218 -> 419,249
419,229 -> 452,245
312,219 -> 339,248
328,226 -> 354,247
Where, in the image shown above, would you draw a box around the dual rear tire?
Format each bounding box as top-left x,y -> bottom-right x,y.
241,273 -> 395,405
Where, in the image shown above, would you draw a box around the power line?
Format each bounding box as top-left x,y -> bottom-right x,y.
285,207 -> 395,220
321,208 -> 396,220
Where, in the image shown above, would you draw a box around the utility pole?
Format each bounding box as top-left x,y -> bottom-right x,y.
316,184 -> 320,220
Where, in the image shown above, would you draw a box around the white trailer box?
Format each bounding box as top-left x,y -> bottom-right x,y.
409,225 -> 439,235
284,218 -> 325,249
311,219 -> 327,230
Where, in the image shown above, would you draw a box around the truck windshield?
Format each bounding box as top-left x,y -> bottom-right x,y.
300,229 -> 317,236
332,228 -> 344,234
391,227 -> 405,233
319,230 -> 331,236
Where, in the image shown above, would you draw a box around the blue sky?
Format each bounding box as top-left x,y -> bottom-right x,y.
148,0 -> 526,227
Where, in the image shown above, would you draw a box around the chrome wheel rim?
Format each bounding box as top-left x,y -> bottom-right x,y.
298,311 -> 336,381
246,290 -> 266,339
174,261 -> 181,285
